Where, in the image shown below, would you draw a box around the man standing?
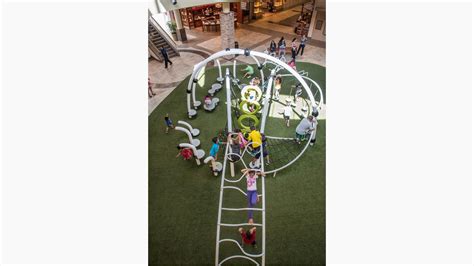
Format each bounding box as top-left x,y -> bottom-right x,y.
295,115 -> 315,144
297,35 -> 308,56
160,46 -> 173,68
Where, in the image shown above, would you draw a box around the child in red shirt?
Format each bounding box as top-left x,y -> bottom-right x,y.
238,227 -> 257,248
176,146 -> 193,160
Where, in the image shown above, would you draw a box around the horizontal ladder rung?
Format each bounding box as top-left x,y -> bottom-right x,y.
219,223 -> 262,227
222,207 -> 263,211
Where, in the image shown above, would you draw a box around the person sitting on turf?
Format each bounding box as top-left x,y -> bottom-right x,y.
242,168 -> 265,223
176,146 -> 193,160
238,227 -> 257,248
295,115 -> 315,144
204,95 -> 212,106
241,65 -> 254,79
247,126 -> 262,168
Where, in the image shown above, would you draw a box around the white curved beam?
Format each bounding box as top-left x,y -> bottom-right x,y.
175,126 -> 200,147
218,239 -> 264,258
186,49 -> 317,118
178,143 -> 204,165
219,255 -> 259,266
177,120 -> 200,137
223,185 -> 247,196
279,74 -> 325,107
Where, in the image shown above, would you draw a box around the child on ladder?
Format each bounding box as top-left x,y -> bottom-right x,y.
242,168 -> 265,224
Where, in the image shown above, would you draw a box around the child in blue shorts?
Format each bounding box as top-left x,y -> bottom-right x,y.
164,113 -> 174,133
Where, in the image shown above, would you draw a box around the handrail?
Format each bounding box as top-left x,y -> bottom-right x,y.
148,16 -> 180,56
148,39 -> 163,62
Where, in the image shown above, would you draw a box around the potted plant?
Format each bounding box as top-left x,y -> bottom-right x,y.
167,21 -> 178,41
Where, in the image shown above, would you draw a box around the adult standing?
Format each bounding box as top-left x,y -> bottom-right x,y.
291,37 -> 298,60
160,46 -> 173,69
297,35 -> 308,56
269,40 -> 277,56
295,115 -> 315,144
277,37 -> 286,57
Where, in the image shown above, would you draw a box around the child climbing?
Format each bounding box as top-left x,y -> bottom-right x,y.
255,134 -> 271,165
235,129 -> 248,152
164,113 -> 174,133
241,65 -> 254,79
227,132 -> 242,163
283,103 -> 293,127
176,146 -> 193,160
241,168 -> 265,224
209,136 -> 226,174
247,126 -> 263,169
238,227 -> 257,248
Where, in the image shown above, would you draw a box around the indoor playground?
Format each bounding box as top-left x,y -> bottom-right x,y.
149,48 -> 326,265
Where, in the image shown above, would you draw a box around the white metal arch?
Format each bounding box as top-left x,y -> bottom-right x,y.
278,74 -> 325,108
188,51 -> 265,114
186,49 -> 318,118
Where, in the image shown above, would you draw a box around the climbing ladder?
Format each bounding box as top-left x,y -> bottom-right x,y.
215,141 -> 266,265
215,68 -> 276,265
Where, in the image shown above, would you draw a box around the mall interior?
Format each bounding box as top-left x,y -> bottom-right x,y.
148,0 -> 326,264
148,0 -> 326,113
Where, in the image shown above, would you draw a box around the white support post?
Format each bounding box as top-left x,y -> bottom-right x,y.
259,69 -> 276,132
216,59 -> 224,83
225,68 -> 236,178
230,163 -> 235,177
233,60 -> 237,79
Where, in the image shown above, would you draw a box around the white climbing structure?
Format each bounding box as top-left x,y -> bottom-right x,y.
184,49 -> 322,265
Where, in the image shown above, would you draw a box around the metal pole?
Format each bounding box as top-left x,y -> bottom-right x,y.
259,69 -> 276,132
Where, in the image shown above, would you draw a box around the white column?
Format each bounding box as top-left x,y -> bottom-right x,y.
259,69 -> 276,133
173,9 -> 183,29
307,4 -> 318,38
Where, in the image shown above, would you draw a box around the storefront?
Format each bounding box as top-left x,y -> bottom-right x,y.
178,3 -> 238,32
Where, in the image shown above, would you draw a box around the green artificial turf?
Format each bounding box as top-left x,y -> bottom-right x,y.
149,62 -> 326,265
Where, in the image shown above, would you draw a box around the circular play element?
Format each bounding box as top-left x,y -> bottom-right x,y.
240,85 -> 262,102
226,152 -> 243,163
214,162 -> 223,172
191,138 -> 201,147
212,83 -> 222,91
237,114 -> 260,132
188,109 -> 197,118
195,149 -> 205,159
239,100 -> 261,115
193,101 -> 201,110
